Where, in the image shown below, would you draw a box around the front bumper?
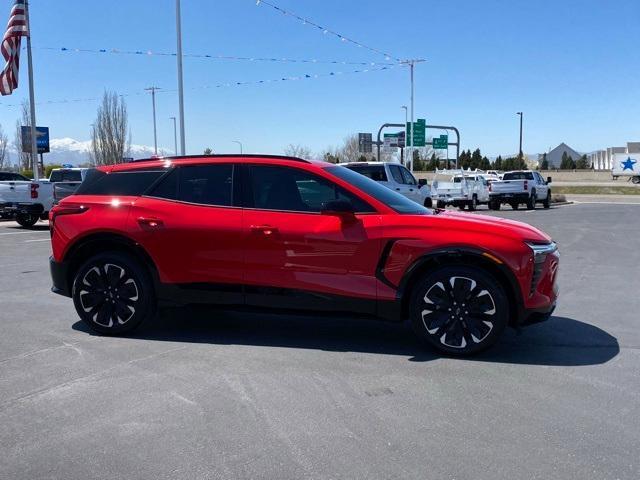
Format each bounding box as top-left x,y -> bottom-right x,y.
49,256 -> 72,297
0,202 -> 45,215
520,302 -> 556,326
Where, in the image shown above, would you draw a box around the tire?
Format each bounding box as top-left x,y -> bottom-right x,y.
468,195 -> 478,211
510,203 -> 519,210
424,198 -> 433,208
409,266 -> 509,355
489,201 -> 501,211
458,204 -> 466,211
543,192 -> 551,209
526,190 -> 536,210
437,201 -> 445,209
632,176 -> 640,184
16,213 -> 38,228
72,252 -> 156,335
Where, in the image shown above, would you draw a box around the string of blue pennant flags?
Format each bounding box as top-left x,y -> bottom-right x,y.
30,46 -> 398,67
0,64 -> 397,108
254,0 -> 401,62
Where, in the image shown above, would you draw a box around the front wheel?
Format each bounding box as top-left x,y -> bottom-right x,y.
424,198 -> 433,208
489,201 -> 501,211
409,266 -> 509,355
632,176 -> 640,184
468,195 -> 478,211
72,252 -> 156,335
543,192 -> 551,209
16,213 -> 38,228
510,203 -> 519,210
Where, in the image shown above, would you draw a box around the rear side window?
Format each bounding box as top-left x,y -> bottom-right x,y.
345,164 -> 388,182
149,165 -> 233,207
49,170 -> 82,182
75,170 -> 165,196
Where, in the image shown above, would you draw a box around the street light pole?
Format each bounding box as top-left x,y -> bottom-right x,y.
516,112 -> 523,160
176,0 -> 186,155
145,87 -> 159,155
232,140 -> 243,154
401,106 -> 408,165
169,116 -> 177,155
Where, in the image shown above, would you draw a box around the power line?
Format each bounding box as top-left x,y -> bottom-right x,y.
31,46 -> 398,67
0,64 -> 398,108
254,0 -> 401,62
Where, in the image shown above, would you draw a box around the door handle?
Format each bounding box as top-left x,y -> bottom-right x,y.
137,217 -> 164,228
250,225 -> 278,236
395,188 -> 401,191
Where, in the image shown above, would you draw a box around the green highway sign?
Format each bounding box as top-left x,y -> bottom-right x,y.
432,134 -> 448,149
406,118 -> 426,147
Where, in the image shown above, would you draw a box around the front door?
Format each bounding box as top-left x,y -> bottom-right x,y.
242,164 -> 383,314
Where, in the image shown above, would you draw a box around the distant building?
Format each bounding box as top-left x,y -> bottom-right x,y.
539,143 -> 582,168
588,142 -> 640,170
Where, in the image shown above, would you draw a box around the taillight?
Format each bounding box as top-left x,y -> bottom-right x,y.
49,204 -> 89,231
30,183 -> 39,198
523,180 -> 528,191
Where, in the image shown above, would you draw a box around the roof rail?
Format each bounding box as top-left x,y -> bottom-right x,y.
129,154 -> 311,164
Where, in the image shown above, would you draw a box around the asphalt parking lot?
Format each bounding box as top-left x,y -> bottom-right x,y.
1,202 -> 639,480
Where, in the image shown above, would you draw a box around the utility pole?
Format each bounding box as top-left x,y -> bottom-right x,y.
401,106 -> 408,165
145,87 -> 160,155
232,140 -> 243,154
401,59 -> 425,172
25,0 -> 39,180
516,112 -> 523,160
169,117 -> 177,155
176,0 -> 186,155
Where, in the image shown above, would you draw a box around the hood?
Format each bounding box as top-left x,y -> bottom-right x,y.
438,210 -> 551,243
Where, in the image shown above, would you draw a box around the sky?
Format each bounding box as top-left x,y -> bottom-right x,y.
0,0 -> 639,159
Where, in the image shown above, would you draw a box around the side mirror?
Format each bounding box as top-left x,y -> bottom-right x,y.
321,200 -> 355,217
546,176 -> 552,184
418,178 -> 428,188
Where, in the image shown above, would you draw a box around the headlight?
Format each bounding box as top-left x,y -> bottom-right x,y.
525,242 -> 558,296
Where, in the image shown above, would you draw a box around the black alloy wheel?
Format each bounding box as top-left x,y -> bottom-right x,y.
72,252 -> 155,335
410,266 -> 508,355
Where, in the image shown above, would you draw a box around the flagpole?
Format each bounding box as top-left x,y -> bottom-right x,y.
24,0 -> 38,180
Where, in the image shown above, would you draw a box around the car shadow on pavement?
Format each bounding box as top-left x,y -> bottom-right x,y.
73,309 -> 619,367
3,224 -> 49,231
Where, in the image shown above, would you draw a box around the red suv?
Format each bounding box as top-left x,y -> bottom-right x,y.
49,155 -> 559,355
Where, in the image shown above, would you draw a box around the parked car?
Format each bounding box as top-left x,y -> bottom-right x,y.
49,155 -> 559,356
489,170 -> 551,210
341,161 -> 432,207
431,169 -> 490,210
50,167 -> 90,204
0,175 -> 54,227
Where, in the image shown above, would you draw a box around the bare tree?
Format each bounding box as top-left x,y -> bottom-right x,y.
14,100 -> 31,170
339,134 -> 361,163
90,92 -> 130,166
283,144 -> 312,160
0,124 -> 8,170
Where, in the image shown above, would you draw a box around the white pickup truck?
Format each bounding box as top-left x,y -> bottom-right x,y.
431,169 -> 490,210
488,170 -> 552,210
0,167 -> 88,228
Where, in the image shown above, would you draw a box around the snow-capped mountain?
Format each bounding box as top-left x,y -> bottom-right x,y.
8,138 -> 170,166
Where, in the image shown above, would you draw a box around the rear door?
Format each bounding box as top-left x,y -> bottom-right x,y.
130,164 -> 244,303
242,164 -> 382,314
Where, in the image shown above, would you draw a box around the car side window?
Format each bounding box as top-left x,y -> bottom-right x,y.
178,165 -> 233,206
389,165 -> 404,184
399,166 -> 417,185
248,165 -> 374,213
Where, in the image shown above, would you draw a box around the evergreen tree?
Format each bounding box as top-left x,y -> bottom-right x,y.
576,154 -> 589,170
540,153 -> 549,170
560,152 -> 571,169
480,156 -> 492,171
493,155 -> 503,170
470,148 -> 483,169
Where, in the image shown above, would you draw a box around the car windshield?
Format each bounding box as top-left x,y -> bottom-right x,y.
503,171 -> 534,180
326,166 -> 430,214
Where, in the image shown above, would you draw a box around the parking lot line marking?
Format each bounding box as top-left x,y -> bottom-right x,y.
23,238 -> 50,243
573,201 -> 640,206
0,231 -> 47,236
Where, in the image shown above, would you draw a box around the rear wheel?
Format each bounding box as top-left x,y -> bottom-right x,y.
72,252 -> 156,335
424,198 -> 433,208
526,191 -> 537,210
468,195 -> 478,211
409,266 -> 509,355
510,202 -> 519,210
489,201 -> 501,211
458,204 -> 466,211
16,213 -> 38,228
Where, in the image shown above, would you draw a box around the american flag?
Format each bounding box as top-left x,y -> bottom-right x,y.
0,0 -> 28,96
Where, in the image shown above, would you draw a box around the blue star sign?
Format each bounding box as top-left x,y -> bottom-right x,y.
621,157 -> 637,171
